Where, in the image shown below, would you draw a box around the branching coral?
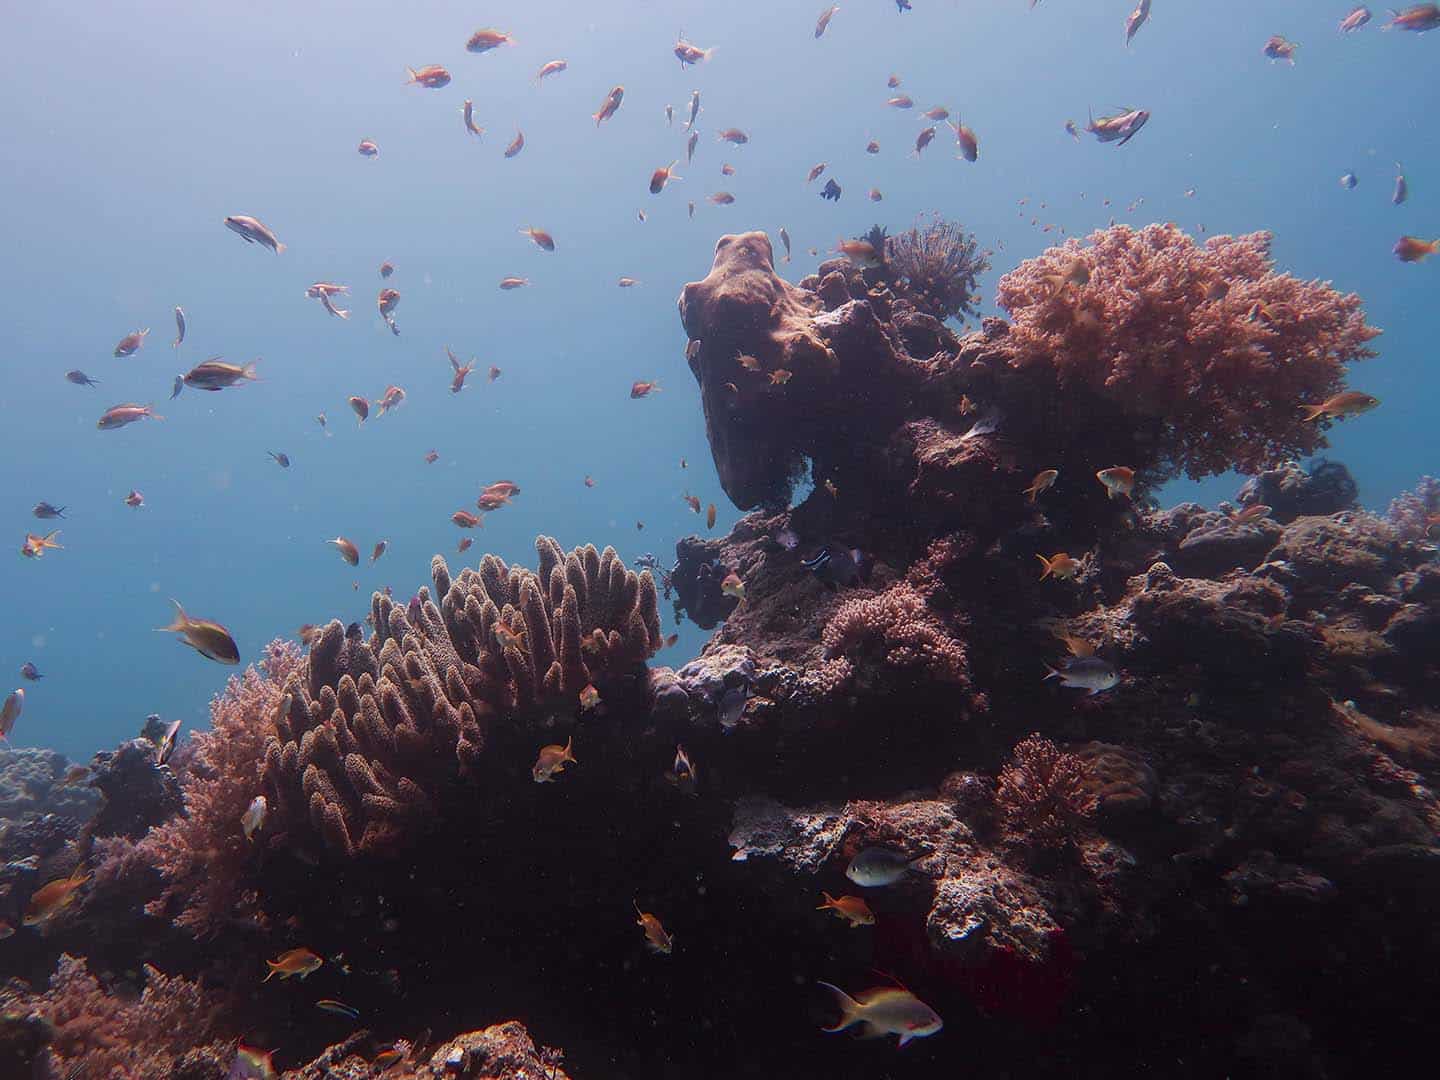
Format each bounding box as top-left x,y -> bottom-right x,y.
820,582 -> 969,686
263,537 -> 662,857
996,224 -> 1381,480
1386,476 -> 1440,540
884,214 -> 990,322
995,735 -> 1098,847
0,954 -> 230,1079
138,639 -> 302,936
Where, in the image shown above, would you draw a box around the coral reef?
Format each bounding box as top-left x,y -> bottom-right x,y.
138,640 -> 302,936
880,214 -> 991,324
0,953 -> 230,1079
995,735 -> 1098,847
288,1023 -> 574,1080
262,537 -> 661,857
996,224 -> 1381,479
1387,475 -> 1440,540
1236,458 -> 1359,522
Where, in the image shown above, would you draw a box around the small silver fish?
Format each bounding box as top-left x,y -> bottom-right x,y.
172,306 -> 186,349
170,375 -> 184,399
1393,163 -> 1408,206
684,89 -> 701,130
845,847 -> 921,887
1044,655 -> 1119,695
241,795 -> 268,842
223,214 -> 285,253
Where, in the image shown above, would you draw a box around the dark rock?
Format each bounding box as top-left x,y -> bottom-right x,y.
1236,459 -> 1358,523
84,738 -> 182,840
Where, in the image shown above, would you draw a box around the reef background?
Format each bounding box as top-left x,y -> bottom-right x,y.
3,0 -> 1436,760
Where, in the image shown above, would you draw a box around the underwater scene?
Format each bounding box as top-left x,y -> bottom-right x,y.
4,0 -> 1440,1076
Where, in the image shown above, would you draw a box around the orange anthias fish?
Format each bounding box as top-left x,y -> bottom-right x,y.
1385,3 -> 1440,31
370,540 -> 388,563
836,239 -> 881,266
157,600 -> 240,664
631,380 -> 661,398
505,129 -> 525,158
1096,466 -> 1136,499
673,36 -> 713,67
450,353 -> 477,394
349,396 -> 370,424
769,369 -> 792,385
23,867 -> 89,927
816,4 -> 840,37
1023,469 -> 1059,502
376,384 -> 406,415
424,450 -> 440,464
817,982 -> 943,1049
1262,35 -> 1298,63
532,736 -> 576,783
406,65 -> 451,88
721,572 -> 745,601
817,891 -> 876,928
579,683 -> 601,710
113,328 -> 149,357
593,85 -> 624,125
650,160 -> 682,194
1,690 -> 21,740
534,59 -> 567,85
950,119 -> 979,161
706,503 -> 717,529
378,287 -> 400,317
97,403 -> 163,430
21,530 -> 63,558
1037,552 -> 1080,581
683,494 -> 701,513
466,27 -> 514,53
717,128 -> 749,144
1393,236 -> 1440,262
1231,504 -> 1272,524
452,510 -> 482,528
488,365 -> 502,382
634,902 -> 674,954
463,99 -> 483,137
264,947 -> 324,981
328,537 -> 360,565
807,162 -> 827,183
498,276 -> 529,290
1300,391 -> 1380,422
708,192 -> 735,205
230,1045 -> 278,1080
520,226 -> 555,251
357,139 -> 379,157
912,126 -> 936,157
379,260 -> 395,277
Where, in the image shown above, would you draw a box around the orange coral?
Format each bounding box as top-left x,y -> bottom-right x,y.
996,223 -> 1381,480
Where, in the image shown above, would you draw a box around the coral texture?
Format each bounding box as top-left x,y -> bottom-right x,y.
995,735 -> 1099,847
263,537 -> 661,857
820,582 -> 969,687
0,954 -> 229,1079
138,640 -> 302,936
1387,475 -> 1440,540
996,224 -> 1381,479
882,213 -> 991,323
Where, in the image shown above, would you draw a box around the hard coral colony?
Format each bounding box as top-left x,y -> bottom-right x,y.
3,4 -> 1437,1080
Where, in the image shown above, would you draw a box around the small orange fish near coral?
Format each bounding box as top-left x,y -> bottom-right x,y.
1023,469 -> 1059,502
376,384 -> 406,416
683,494 -> 701,513
458,537 -> 473,553
349,395 -> 370,424
488,365 -> 502,382
593,85 -> 624,125
1037,552 -> 1080,581
534,59 -> 567,85
817,891 -> 876,927
887,95 -> 914,109
504,129 -> 525,158
466,28 -> 513,53
370,540 -> 387,563
769,369 -> 792,385
379,260 -> 394,278
835,239 -> 881,266
328,537 -> 360,565
1300,391 -> 1379,422
1096,466 -> 1135,499
23,867 -> 88,927
706,503 -> 717,529
579,683 -> 601,710
113,328 -> 149,357
721,571 -> 745,601
264,947 -> 323,982
631,380 -> 661,398
1231,504 -> 1272,524
634,902 -> 673,954
451,510 -> 482,529
532,736 -> 577,783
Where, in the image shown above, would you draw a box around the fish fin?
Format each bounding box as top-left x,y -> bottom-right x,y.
897,1031 -> 916,1049
158,600 -> 188,634
405,66 -> 417,83
1036,554 -> 1053,579
1042,664 -> 1061,682
274,242 -> 286,254
241,362 -> 259,380
816,981 -> 860,1033
817,891 -> 836,909
262,963 -> 278,982
1299,403 -> 1326,422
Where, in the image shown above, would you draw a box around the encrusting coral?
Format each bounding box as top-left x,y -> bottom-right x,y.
263,536 -> 662,857
995,223 -> 1381,480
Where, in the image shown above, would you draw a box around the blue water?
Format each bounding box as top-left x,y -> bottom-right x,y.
3,0 -> 1433,760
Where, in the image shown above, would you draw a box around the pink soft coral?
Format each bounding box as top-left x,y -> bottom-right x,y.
0,953 -> 231,1078
995,735 -> 1097,848
996,224 -> 1381,480
137,639 -> 302,937
821,583 -> 969,686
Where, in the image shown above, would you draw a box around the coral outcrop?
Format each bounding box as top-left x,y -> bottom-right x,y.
262,537 -> 662,857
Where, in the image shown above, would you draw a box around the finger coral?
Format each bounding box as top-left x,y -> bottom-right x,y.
820,582 -> 969,688
138,639 -> 303,936
996,223 -> 1381,480
263,537 -> 662,857
995,734 -> 1099,847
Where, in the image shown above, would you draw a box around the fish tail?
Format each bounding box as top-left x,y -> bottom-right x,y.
145,405 -> 165,420
562,736 -> 576,763
817,891 -> 837,910
1299,403 -> 1326,422
158,599 -> 188,634
274,241 -> 286,254
1043,664 -> 1062,682
816,981 -> 861,1033
405,66 -> 418,83
241,362 -> 259,380
263,963 -> 279,982
1036,554 -> 1053,580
